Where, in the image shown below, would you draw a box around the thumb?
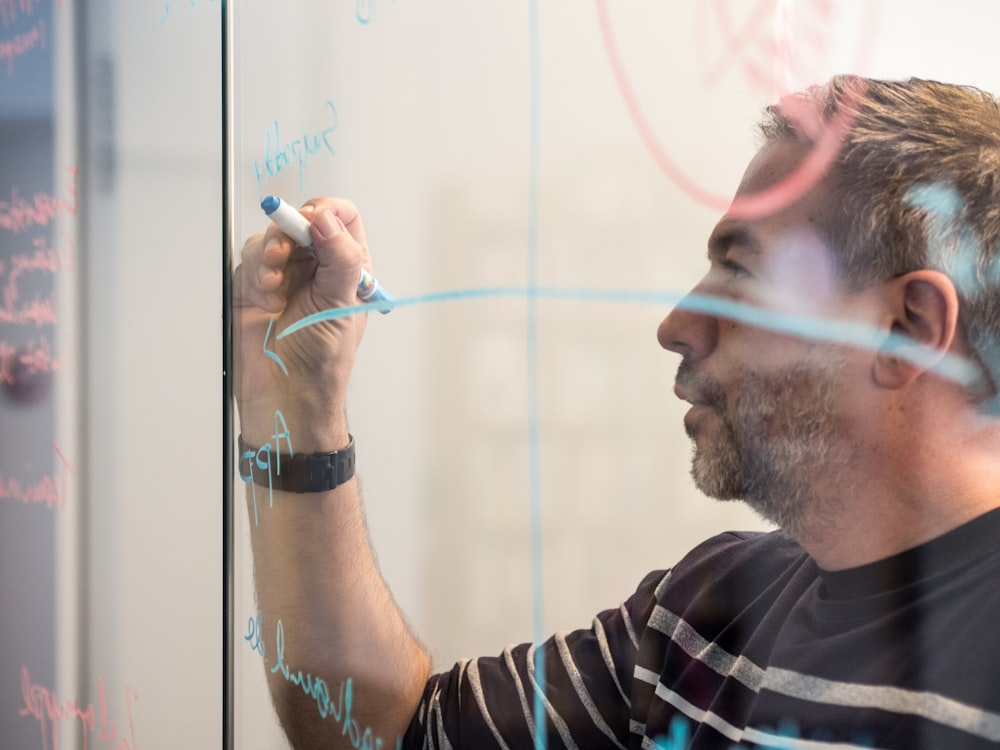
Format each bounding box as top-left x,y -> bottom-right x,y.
309,208 -> 368,307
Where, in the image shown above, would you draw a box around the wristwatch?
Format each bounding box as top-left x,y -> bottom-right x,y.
238,435 -> 356,493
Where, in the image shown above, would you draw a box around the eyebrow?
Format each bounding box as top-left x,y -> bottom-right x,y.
707,221 -> 763,261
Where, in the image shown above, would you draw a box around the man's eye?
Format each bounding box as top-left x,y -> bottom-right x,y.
721,259 -> 750,278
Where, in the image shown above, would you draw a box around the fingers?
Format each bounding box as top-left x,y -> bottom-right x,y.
302,197 -> 369,251
235,230 -> 304,312
302,199 -> 375,307
235,197 -> 375,312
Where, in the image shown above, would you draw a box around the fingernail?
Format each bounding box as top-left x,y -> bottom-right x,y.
313,209 -> 341,239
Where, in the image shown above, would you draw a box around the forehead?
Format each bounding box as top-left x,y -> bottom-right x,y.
708,140 -> 844,299
735,138 -> 817,197
709,139 -> 834,260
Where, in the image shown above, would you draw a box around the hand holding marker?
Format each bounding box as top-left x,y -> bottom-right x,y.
261,196 -> 394,313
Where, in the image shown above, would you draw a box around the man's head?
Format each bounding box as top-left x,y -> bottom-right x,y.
659,76 -> 1000,540
760,75 -> 1000,408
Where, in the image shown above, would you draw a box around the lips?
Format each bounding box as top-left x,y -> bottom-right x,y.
674,371 -> 726,441
675,358 -> 717,405
673,381 -> 713,409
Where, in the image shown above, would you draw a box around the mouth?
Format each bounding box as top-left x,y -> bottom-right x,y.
673,359 -> 727,433
673,383 -> 710,408
673,380 -> 721,437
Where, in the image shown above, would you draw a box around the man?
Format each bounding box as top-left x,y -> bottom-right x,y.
234,75 -> 1000,749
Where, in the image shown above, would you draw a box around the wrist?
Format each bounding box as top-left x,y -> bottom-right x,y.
237,393 -> 350,453
238,433 -> 356,494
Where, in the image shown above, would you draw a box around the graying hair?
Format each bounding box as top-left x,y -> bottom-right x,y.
760,75 -> 1000,409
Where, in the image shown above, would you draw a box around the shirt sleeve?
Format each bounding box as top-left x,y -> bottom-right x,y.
400,570 -> 668,750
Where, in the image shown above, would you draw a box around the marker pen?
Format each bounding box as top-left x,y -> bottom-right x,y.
260,195 -> 394,313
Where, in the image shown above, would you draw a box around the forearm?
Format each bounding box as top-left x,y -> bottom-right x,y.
245,427 -> 429,748
234,198 -> 426,747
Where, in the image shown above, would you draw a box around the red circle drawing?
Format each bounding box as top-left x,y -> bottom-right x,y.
595,0 -> 884,219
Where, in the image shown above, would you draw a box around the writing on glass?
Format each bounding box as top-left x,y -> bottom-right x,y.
356,0 -> 398,25
252,101 -> 338,202
263,315 -> 288,375
0,169 -> 77,503
155,0 -> 216,25
0,172 -> 75,381
0,0 -> 62,76
0,166 -> 78,235
0,229 -> 72,330
0,442 -> 72,510
246,610 -> 402,750
0,227 -> 72,405
700,0 -> 836,92
19,665 -> 139,750
238,409 -> 293,526
596,0 -> 880,216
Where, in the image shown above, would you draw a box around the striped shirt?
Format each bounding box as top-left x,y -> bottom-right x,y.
402,508 -> 1000,749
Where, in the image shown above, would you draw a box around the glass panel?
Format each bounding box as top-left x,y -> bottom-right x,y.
0,2 -> 62,744
5,2 -> 224,748
227,2 -> 1000,748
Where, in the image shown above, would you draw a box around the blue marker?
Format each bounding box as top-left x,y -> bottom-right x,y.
261,195 -> 394,313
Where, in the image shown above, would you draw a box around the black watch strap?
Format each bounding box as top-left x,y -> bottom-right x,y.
238,434 -> 356,493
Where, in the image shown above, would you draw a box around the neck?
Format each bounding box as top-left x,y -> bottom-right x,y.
792,411 -> 1000,571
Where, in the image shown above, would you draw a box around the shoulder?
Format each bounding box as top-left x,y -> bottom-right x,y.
677,529 -> 805,576
667,528 -> 807,586
628,530 -> 814,628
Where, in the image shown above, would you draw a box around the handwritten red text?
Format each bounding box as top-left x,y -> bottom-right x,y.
0,442 -> 71,510
0,166 -> 79,235
19,665 -> 139,750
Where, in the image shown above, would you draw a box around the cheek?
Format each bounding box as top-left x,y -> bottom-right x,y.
716,330 -> 818,377
763,236 -> 842,313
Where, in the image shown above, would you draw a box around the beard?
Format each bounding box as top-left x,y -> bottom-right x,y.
677,349 -> 852,540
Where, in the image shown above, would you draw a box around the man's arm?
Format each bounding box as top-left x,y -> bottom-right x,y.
234,198 -> 430,749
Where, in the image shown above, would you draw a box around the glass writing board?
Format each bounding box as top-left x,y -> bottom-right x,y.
224,1 -> 1000,747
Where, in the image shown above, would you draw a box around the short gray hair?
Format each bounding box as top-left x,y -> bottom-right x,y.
760,75 -> 1000,409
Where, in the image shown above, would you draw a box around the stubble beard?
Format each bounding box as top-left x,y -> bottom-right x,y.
680,352 -> 852,541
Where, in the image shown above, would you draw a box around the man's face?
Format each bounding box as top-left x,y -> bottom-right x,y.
658,139 -> 871,538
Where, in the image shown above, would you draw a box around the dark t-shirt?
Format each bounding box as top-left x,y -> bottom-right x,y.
403,508 -> 1000,749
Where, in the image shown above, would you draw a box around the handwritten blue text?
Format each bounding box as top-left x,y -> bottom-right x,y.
252,101 -> 338,202
245,610 -> 402,749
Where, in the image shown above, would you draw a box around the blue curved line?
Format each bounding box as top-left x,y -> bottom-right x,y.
275,285 -> 673,339
273,285 -> 980,389
263,316 -> 289,375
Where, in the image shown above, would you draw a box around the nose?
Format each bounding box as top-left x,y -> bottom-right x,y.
657,287 -> 719,361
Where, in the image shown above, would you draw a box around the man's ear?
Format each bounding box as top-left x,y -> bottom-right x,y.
873,270 -> 960,389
